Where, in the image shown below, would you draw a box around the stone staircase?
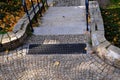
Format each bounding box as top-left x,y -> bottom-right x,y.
0,0 -> 90,79
0,0 -> 120,80
27,0 -> 89,54
33,6 -> 86,35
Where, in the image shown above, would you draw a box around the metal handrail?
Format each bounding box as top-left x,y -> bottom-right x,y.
85,0 -> 89,31
22,0 -> 48,32
22,0 -> 34,32
31,0 -> 38,22
37,0 -> 42,17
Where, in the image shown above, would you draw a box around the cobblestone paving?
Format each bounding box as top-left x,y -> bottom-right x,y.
0,0 -> 120,80
26,35 -> 88,44
0,53 -> 120,80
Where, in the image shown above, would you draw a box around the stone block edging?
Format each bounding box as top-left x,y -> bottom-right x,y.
89,1 -> 120,68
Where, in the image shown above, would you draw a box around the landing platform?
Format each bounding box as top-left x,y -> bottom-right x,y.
33,6 -> 87,35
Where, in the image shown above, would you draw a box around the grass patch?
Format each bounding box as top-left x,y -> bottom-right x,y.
101,0 -> 120,47
108,0 -> 120,9
0,31 -> 7,34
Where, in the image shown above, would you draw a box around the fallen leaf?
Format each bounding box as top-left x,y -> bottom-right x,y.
54,61 -> 60,66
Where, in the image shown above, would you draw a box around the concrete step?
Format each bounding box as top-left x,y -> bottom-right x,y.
26,35 -> 88,44
33,26 -> 86,35
53,0 -> 85,6
43,6 -> 85,16
33,6 -> 87,35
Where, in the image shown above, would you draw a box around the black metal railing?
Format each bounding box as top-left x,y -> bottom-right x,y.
0,27 -> 3,47
22,0 -> 48,32
31,0 -> 38,22
37,0 -> 42,17
0,0 -> 48,51
85,0 -> 89,31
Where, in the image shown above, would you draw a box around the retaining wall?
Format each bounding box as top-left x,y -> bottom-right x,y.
89,1 -> 120,68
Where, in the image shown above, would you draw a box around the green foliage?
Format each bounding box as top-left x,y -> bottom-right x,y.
7,5 -> 21,12
101,5 -> 120,47
110,0 -> 120,3
0,31 -> 7,34
0,27 -> 7,34
0,0 -> 21,3
108,0 -> 120,9
0,13 -> 5,20
0,0 -> 7,2
0,1 -> 23,34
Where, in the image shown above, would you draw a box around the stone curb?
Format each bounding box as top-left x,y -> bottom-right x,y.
0,0 -> 54,52
89,1 -> 120,68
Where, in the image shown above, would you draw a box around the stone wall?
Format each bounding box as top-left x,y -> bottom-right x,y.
89,1 -> 120,68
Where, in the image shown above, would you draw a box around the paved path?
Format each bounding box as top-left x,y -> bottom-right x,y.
0,0 -> 120,80
0,34 -> 120,79
0,53 -> 120,80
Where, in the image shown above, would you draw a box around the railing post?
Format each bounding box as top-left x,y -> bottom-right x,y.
41,0 -> 47,12
45,0 -> 48,8
0,27 -> 2,47
85,0 -> 89,31
31,0 -> 38,22
37,0 -> 42,17
22,0 -> 34,32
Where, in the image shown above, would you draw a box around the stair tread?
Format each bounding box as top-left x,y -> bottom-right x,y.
33,6 -> 87,35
